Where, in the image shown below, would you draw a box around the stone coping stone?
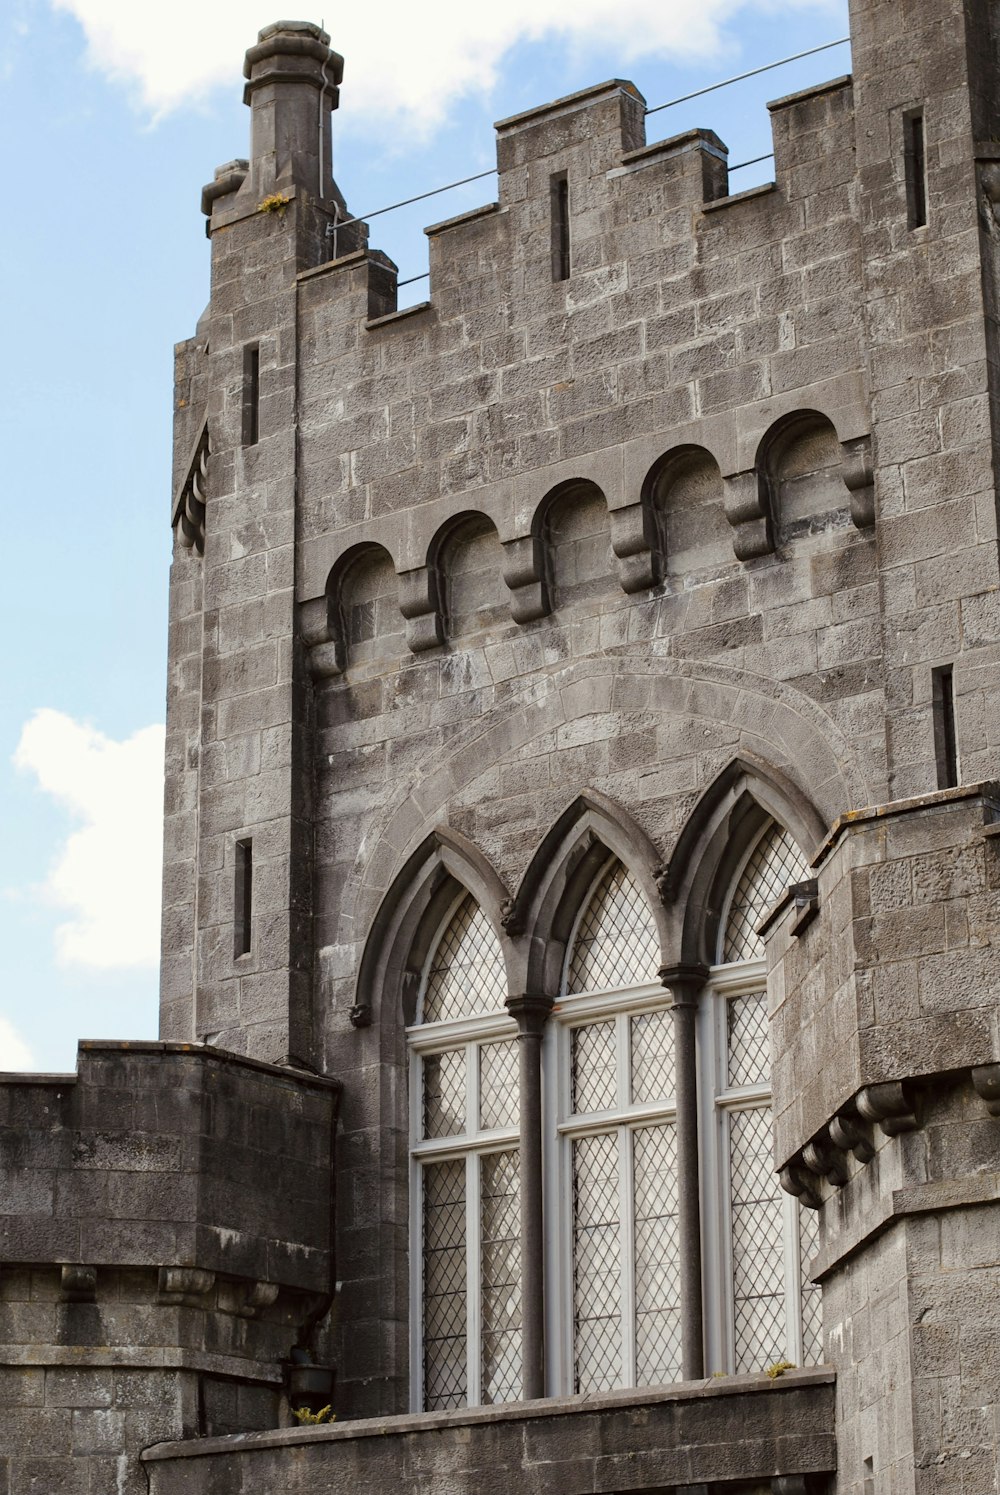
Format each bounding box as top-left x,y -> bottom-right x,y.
144,1368 -> 836,1492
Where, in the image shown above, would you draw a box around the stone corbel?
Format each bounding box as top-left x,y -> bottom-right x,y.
840,435 -> 875,529
398,566 -> 443,654
779,1163 -> 823,1210
789,878 -> 819,936
501,535 -> 549,623
722,469 -> 774,560
857,1080 -> 918,1136
158,1267 -> 216,1306
802,1136 -> 850,1188
609,501 -> 662,593
828,1109 -> 875,1164
971,1063 -> 1000,1116
237,1280 -> 280,1318
300,596 -> 344,679
172,420 -> 210,555
60,1265 -> 97,1303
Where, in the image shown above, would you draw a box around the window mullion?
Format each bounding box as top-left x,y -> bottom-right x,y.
782,1188 -> 803,1367
467,1146 -> 483,1407
619,1123 -> 636,1388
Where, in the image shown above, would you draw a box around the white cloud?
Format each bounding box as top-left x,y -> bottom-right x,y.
0,1015 -> 34,1071
14,710 -> 164,970
50,0 -> 839,131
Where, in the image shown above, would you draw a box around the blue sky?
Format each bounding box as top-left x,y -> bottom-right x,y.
0,0 -> 848,1073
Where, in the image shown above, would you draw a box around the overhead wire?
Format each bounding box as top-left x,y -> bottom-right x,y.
331,36 -> 851,282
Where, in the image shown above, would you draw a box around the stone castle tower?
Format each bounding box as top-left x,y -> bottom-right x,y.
4,2 -> 1000,1491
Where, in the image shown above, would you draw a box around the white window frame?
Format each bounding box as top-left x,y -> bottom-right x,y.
697,959 -> 807,1374
406,900 -> 518,1414
544,982 -> 678,1396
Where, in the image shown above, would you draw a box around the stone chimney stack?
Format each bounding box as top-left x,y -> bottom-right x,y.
242,20 -> 344,200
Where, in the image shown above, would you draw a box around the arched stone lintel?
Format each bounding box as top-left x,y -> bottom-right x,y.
352,826 -> 512,1029
660,752 -> 827,967
506,788 -> 670,998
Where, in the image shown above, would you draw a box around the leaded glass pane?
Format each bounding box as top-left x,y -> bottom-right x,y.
723,824 -> 806,963
573,1131 -> 622,1392
730,1105 -> 786,1372
479,1040 -> 519,1131
568,861 -> 660,993
799,1202 -> 823,1366
631,1008 -> 675,1104
423,1048 -> 466,1138
571,1021 -> 618,1115
480,1150 -> 522,1404
633,1123 -> 681,1385
422,1158 -> 468,1410
423,895 -> 506,1023
727,994 -> 770,1089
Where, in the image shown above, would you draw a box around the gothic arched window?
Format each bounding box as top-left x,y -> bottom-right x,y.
407,893 -> 521,1411
547,858 -> 681,1395
700,819 -> 822,1373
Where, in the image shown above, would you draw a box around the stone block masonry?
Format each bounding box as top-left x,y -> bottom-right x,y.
8,0 -> 1000,1491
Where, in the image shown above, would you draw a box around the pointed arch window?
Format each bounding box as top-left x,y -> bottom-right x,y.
407,892 -> 521,1412
547,858 -> 681,1395
701,819 -> 822,1374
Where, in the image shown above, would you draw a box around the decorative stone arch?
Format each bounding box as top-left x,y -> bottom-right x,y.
336,654 -> 873,965
352,826 -> 512,1032
659,753 -> 826,968
427,508 -> 507,641
641,443 -> 729,584
300,540 -> 402,677
506,789 -> 669,999
530,477 -> 616,610
755,407 -> 874,536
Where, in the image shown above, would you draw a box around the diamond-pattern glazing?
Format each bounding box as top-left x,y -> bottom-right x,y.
723,824 -> 806,963
573,1131 -> 622,1392
480,1150 -> 522,1404
423,895 -> 506,1023
633,1124 -> 681,1385
729,1106 -> 786,1372
631,1008 -> 675,1104
571,1021 -> 618,1115
799,1202 -> 823,1366
479,1040 -> 519,1131
422,1158 -> 468,1410
568,860 -> 660,993
727,994 -> 770,1089
423,1048 -> 466,1138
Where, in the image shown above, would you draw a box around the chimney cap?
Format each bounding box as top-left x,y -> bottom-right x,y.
243,20 -> 343,86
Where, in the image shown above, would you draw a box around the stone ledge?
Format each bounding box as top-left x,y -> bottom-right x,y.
143,1370 -> 836,1494
0,1345 -> 284,1383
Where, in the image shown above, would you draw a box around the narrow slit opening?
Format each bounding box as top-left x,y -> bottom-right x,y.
242,344 -> 260,446
551,173 -> 570,282
904,110 -> 927,229
932,665 -> 958,789
235,839 -> 253,958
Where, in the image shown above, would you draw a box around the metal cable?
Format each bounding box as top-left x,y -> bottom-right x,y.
326,168 -> 497,237
644,36 -> 850,116
334,36 -> 849,269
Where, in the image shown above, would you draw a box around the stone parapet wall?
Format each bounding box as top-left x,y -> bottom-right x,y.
0,1042 -> 339,1492
143,1369 -> 836,1495
0,1041 -> 339,1290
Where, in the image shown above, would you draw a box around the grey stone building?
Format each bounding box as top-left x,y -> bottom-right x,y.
4,0 -> 1000,1490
